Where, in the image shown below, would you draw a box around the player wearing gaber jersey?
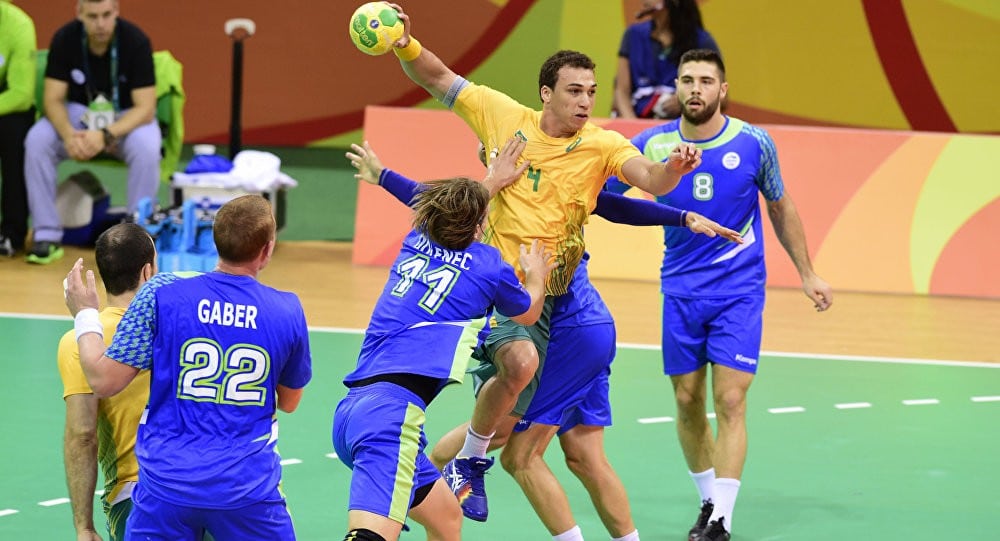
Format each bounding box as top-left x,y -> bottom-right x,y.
384,5 -> 702,528
333,158 -> 552,541
607,49 -> 832,541
64,195 -> 312,541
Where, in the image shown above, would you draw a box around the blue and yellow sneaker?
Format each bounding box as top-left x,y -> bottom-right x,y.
442,456 -> 494,522
26,241 -> 64,265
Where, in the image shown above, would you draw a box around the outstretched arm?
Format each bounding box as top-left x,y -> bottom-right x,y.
347,137 -> 528,205
347,141 -> 421,205
388,4 -> 460,102
766,194 -> 832,311
619,144 -> 702,196
594,191 -> 743,243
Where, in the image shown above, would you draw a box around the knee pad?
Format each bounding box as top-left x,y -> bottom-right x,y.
345,528 -> 387,541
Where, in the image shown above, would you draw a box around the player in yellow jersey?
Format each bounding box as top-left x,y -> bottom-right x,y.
381,5 -> 701,537
58,223 -> 156,541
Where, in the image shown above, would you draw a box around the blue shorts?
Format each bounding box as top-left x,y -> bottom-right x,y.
127,482 -> 293,540
516,322 -> 615,434
332,382 -> 440,523
661,294 -> 764,376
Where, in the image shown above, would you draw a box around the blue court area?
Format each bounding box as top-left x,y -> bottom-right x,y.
1,315 -> 997,539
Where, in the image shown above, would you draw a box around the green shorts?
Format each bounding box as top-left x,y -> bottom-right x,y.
104,497 -> 132,541
469,297 -> 554,415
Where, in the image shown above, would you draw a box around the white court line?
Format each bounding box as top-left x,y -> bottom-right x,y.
972,396 -> 1000,402
768,407 -> 805,414
38,498 -> 69,507
638,416 -> 674,424
611,340 -> 999,368
3,313 -> 995,368
0,509 -> 18,517
0,312 -> 70,321
836,402 -> 872,409
903,399 -> 940,406
280,458 -> 302,466
325,452 -> 339,459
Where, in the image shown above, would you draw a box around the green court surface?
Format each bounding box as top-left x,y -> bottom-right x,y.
1,315 -> 997,539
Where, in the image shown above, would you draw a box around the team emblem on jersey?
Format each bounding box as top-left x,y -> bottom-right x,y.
71,69 -> 86,85
722,151 -> 741,170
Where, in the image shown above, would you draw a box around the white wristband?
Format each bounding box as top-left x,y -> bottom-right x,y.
74,308 -> 104,342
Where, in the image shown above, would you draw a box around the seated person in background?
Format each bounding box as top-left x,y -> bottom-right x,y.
0,1 -> 37,256
25,0 -> 160,264
613,0 -> 720,120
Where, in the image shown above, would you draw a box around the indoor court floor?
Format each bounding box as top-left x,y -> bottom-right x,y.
0,243 -> 997,539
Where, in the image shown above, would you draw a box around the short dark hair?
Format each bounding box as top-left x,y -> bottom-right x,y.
678,48 -> 726,82
538,50 -> 596,101
95,223 -> 155,296
411,178 -> 490,251
214,195 -> 275,263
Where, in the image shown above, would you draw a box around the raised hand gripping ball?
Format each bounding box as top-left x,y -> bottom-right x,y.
349,2 -> 405,56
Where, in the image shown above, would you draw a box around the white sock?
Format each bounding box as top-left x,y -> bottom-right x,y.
611,529 -> 639,541
553,525 -> 584,541
708,478 -> 741,532
458,426 -> 493,459
689,468 -> 716,504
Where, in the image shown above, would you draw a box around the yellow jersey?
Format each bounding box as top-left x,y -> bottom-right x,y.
57,307 -> 150,507
453,82 -> 640,295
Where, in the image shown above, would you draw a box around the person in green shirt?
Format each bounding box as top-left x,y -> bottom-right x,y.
0,0 -> 37,256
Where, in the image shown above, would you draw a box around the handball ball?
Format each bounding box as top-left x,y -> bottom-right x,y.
349,2 -> 405,56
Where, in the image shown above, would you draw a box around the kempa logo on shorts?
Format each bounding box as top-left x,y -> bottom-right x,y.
735,353 -> 757,365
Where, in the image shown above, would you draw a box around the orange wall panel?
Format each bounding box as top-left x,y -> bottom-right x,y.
358,107 -> 1000,299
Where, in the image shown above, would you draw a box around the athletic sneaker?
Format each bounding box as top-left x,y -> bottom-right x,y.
442,456 -> 494,522
26,241 -> 64,265
0,235 -> 13,257
692,518 -> 730,541
688,500 -> 714,540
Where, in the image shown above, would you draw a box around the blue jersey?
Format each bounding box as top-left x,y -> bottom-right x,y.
550,253 -> 614,328
106,271 -> 312,509
346,231 -> 531,386
612,116 -> 785,296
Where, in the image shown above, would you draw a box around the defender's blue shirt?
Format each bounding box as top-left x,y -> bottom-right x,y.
106,271 -> 312,508
346,231 -> 531,386
609,116 -> 785,296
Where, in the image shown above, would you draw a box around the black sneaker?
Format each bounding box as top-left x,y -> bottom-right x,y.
0,235 -> 13,257
688,500 -> 714,540
693,518 -> 730,541
26,241 -> 64,265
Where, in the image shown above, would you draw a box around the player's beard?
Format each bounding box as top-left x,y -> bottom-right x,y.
680,95 -> 721,126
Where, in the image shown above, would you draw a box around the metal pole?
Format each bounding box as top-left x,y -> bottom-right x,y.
224,19 -> 256,160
